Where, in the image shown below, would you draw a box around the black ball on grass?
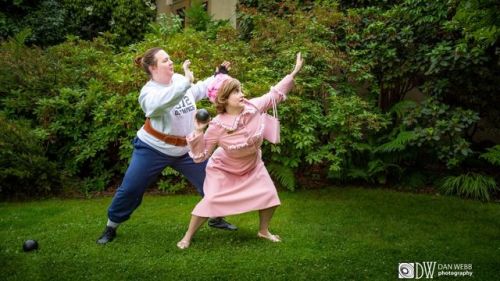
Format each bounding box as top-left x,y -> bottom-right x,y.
23,240 -> 38,252
195,109 -> 210,123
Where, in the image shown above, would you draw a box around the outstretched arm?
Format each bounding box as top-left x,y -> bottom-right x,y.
251,52 -> 304,112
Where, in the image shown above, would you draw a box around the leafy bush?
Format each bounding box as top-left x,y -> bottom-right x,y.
185,0 -> 211,32
0,0 -> 498,199
377,98 -> 480,168
452,0 -> 500,47
22,0 -> 68,46
480,145 -> 500,166
0,114 -> 58,197
148,14 -> 183,37
0,33 -> 134,195
157,167 -> 188,194
109,0 -> 157,46
1,0 -> 156,47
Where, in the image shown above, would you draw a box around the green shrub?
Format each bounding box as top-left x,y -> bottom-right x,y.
267,163 -> 296,191
377,98 -> 480,169
185,0 -> 211,32
0,0 -> 498,198
109,0 -> 156,46
157,167 -> 189,194
1,0 -> 156,47
480,145 -> 500,166
148,14 -> 183,37
0,30 -> 53,118
439,173 -> 498,201
0,114 -> 58,197
22,0 -> 68,46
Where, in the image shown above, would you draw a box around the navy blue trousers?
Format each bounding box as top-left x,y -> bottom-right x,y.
107,137 -> 207,223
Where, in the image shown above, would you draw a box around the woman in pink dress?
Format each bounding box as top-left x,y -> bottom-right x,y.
177,53 -> 303,249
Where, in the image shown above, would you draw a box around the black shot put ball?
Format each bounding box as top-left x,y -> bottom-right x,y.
23,239 -> 38,252
195,109 -> 210,123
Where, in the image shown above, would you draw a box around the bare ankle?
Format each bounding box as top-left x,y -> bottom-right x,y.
258,229 -> 270,235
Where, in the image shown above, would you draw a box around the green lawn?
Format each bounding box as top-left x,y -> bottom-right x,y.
1,188 -> 499,281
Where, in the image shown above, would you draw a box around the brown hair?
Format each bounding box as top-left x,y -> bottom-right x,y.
134,47 -> 163,77
215,78 -> 241,114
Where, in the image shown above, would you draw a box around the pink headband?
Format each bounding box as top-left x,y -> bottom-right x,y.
207,74 -> 231,103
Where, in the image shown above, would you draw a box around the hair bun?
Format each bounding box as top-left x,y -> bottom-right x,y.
134,56 -> 143,67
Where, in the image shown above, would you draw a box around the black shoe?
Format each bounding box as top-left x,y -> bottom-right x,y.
208,217 -> 238,231
96,226 -> 116,244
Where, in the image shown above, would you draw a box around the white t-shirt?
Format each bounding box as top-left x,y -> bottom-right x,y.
136,73 -> 215,156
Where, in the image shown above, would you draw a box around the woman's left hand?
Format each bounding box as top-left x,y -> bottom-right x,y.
215,61 -> 231,75
193,116 -> 209,135
290,52 -> 303,77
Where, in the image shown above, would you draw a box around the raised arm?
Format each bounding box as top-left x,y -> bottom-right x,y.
191,61 -> 232,102
251,53 -> 303,112
139,59 -> 194,117
190,76 -> 216,102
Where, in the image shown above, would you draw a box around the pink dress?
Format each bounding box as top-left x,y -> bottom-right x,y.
186,75 -> 294,217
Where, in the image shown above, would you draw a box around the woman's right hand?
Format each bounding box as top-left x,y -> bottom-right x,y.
183,59 -> 194,83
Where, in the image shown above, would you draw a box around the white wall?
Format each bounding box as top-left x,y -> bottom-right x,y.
209,0 -> 237,28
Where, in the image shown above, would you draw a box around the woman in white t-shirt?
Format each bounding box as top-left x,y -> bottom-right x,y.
96,47 -> 237,245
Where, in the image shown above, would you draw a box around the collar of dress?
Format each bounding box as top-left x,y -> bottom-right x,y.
210,100 -> 257,132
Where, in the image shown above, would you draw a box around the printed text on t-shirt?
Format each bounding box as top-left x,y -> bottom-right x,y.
174,96 -> 195,116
